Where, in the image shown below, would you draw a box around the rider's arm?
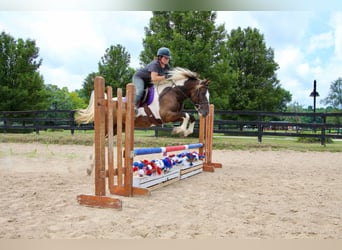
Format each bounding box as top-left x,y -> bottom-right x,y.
151,71 -> 166,82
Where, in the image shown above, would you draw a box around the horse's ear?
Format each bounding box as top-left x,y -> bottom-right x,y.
202,79 -> 210,85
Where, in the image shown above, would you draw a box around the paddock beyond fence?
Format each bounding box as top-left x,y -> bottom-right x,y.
1,109 -> 342,145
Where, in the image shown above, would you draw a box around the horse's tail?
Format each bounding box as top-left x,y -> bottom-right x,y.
74,91 -> 95,124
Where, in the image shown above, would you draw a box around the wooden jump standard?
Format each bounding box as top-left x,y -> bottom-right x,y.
77,76 -> 222,209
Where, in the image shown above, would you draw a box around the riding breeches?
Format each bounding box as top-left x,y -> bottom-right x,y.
132,75 -> 145,107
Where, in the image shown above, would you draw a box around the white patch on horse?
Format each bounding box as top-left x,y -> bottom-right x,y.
206,90 -> 210,102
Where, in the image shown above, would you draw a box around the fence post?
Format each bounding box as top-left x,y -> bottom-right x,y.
34,111 -> 39,134
70,111 -> 75,135
321,113 -> 326,146
257,114 -> 263,143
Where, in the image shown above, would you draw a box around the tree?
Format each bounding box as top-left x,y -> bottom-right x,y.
225,27 -> 291,111
0,32 -> 47,111
81,72 -> 98,103
68,91 -> 86,109
140,11 -> 227,108
44,84 -> 85,110
98,44 -> 135,95
44,85 -> 71,110
141,12 -> 226,70
321,77 -> 342,109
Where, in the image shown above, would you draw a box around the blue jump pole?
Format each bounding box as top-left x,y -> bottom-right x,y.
133,143 -> 204,156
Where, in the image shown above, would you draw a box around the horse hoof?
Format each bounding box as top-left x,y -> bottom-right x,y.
183,132 -> 191,137
172,127 -> 182,135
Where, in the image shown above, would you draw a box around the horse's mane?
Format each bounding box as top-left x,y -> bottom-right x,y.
168,67 -> 199,81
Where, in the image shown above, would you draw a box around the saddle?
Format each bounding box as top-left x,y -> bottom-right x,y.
139,84 -> 154,107
138,85 -> 162,126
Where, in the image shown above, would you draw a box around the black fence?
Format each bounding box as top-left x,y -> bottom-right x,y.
211,110 -> 342,145
0,110 -> 93,134
1,109 -> 342,145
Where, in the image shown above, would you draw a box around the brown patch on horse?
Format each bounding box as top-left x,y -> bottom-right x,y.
143,104 -> 162,126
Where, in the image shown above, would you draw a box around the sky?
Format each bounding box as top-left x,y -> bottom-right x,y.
1,9 -> 342,108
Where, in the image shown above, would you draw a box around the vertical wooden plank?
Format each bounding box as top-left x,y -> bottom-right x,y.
202,104 -> 213,172
203,104 -> 222,171
207,104 -> 214,163
106,86 -> 114,190
116,88 -> 123,187
124,83 -> 135,196
94,76 -> 106,196
199,114 -> 205,157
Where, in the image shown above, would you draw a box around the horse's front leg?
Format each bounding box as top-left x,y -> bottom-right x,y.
171,113 -> 195,137
183,113 -> 196,137
183,123 -> 195,137
171,113 -> 189,136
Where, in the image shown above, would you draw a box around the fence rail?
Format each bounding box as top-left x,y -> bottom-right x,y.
0,110 -> 93,134
1,109 -> 342,145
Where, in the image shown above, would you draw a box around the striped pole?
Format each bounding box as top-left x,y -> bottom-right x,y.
133,143 -> 204,156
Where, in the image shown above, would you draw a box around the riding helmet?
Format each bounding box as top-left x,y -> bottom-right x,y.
157,47 -> 172,59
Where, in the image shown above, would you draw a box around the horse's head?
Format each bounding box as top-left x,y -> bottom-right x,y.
165,67 -> 210,117
187,78 -> 210,117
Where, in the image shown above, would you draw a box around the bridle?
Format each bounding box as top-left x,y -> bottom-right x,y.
170,79 -> 209,112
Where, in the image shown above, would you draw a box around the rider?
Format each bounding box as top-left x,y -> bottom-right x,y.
132,47 -> 171,115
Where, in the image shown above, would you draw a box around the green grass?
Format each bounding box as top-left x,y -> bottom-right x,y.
1,130 -> 341,152
0,130 -> 94,146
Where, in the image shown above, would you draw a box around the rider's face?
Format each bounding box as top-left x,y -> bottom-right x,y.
161,56 -> 169,65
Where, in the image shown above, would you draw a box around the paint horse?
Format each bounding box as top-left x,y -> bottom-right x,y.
75,67 -> 210,175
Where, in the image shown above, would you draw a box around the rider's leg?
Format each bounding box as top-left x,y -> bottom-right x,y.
132,76 -> 145,114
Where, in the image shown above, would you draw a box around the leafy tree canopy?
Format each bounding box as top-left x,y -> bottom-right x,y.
81,44 -> 135,101
0,31 -> 47,111
98,44 -> 135,96
321,77 -> 342,109
140,11 -> 227,109
225,27 -> 291,111
140,12 -> 291,111
44,84 -> 85,110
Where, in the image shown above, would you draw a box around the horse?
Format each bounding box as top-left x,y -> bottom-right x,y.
75,67 -> 210,175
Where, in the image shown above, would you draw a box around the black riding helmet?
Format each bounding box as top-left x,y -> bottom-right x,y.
157,47 -> 172,59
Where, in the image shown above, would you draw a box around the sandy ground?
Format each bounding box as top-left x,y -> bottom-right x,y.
0,142 -> 341,239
